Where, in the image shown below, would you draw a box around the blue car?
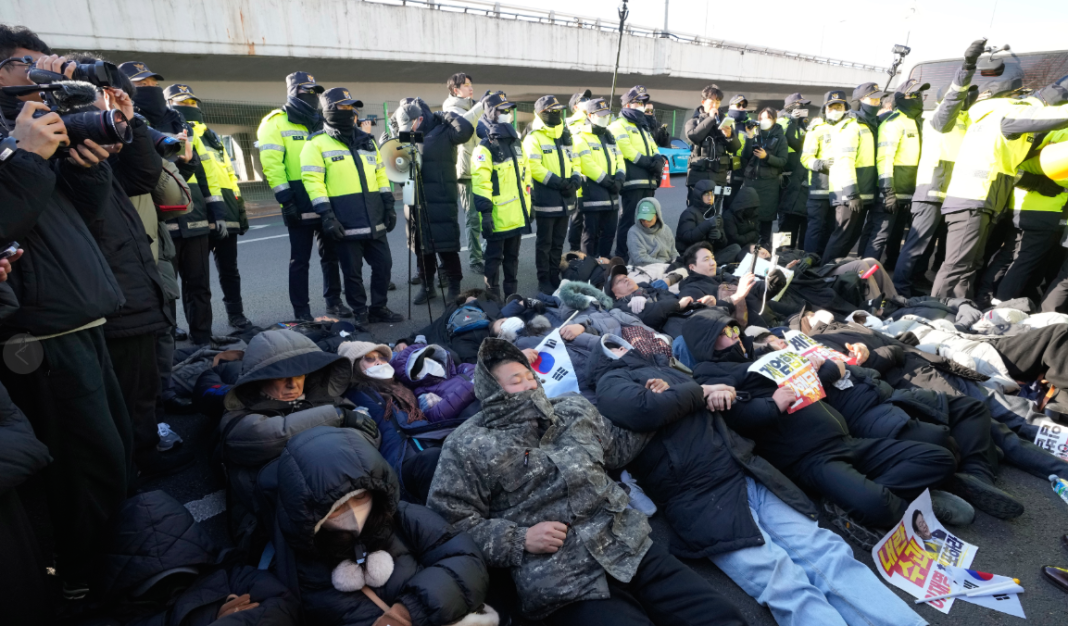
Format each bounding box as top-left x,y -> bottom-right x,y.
659,138 -> 690,174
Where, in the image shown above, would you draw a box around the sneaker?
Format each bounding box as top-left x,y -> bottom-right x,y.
388,281 -> 397,291
156,422 -> 184,452
326,302 -> 354,318
410,275 -> 423,285
470,261 -> 485,274
294,311 -> 315,323
354,309 -> 369,325
931,490 -> 975,526
228,314 -> 253,330
621,470 -> 657,516
822,499 -> 884,551
368,307 -> 404,324
136,447 -> 195,481
946,472 -> 1024,520
414,285 -> 437,305
62,580 -> 90,601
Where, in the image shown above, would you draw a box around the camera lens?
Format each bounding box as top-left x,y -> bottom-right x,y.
69,60 -> 121,88
61,109 -> 133,147
147,127 -> 182,161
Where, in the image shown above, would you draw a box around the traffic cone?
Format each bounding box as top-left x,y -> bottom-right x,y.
661,159 -> 674,188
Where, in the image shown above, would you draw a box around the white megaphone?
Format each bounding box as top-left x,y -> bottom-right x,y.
379,137 -> 421,205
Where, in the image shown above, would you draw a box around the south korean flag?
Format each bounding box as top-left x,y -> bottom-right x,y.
531,329 -> 580,398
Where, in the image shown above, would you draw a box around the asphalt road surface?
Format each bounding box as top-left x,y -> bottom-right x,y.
23,175 -> 1068,624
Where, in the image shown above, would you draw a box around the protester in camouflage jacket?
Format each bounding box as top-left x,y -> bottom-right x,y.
426,338 -> 653,619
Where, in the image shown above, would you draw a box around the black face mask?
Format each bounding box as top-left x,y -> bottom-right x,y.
324,108 -> 355,135
895,95 -> 924,119
712,341 -> 748,363
171,104 -> 204,124
859,102 -> 880,118
728,109 -> 748,122
539,110 -> 562,127
134,86 -> 169,126
297,92 -> 320,110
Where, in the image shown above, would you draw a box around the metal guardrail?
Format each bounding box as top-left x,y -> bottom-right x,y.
365,0 -> 887,73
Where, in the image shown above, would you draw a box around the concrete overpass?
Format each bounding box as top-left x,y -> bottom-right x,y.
10,0 -> 886,111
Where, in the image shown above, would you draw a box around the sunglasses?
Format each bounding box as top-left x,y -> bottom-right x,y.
722,326 -> 740,339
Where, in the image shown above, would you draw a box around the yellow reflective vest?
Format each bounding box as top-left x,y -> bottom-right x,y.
801,116 -> 860,204
573,124 -> 625,211
188,119 -> 244,230
1012,128 -> 1068,229
471,133 -> 532,239
300,131 -> 392,240
609,115 -> 658,189
913,70 -> 975,204
523,118 -> 581,216
256,108 -> 319,224
877,111 -> 922,196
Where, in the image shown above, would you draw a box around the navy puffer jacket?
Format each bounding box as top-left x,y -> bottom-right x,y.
272,427 -> 489,626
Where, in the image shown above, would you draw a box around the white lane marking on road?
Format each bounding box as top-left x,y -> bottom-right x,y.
238,234 -> 289,244
247,224 -> 272,230
184,489 -> 226,522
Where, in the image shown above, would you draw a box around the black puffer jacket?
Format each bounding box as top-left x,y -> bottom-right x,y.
405,100 -> 474,253
684,309 -> 850,469
0,381 -> 50,496
91,116 -> 173,339
675,180 -> 724,251
684,108 -> 741,186
0,136 -> 123,340
777,116 -> 809,218
589,343 -> 816,558
723,186 -> 761,248
272,426 -> 489,626
97,490 -> 298,626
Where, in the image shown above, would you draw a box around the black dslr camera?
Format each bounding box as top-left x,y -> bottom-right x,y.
1,62 -> 132,154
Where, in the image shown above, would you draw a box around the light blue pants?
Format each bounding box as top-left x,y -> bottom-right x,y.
710,478 -> 927,626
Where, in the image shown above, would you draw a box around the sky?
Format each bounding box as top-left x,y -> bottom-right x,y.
494,0 -> 1068,69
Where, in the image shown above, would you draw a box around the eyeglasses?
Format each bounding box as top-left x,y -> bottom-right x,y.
0,56 -> 33,73
722,326 -> 740,339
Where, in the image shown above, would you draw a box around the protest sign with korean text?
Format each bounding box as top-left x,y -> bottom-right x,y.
871,490 -> 977,614
748,349 -> 825,413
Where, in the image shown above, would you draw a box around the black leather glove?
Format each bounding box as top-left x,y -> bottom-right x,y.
812,158 -> 834,174
339,407 -> 380,445
545,173 -> 569,191
321,210 -> 345,241
882,190 -> 898,212
281,201 -> 300,227
704,217 -> 721,241
1018,171 -> 1066,197
847,197 -> 864,213
480,211 -> 495,240
569,173 -> 582,191
963,38 -> 988,71
384,209 -> 397,233
380,190 -> 396,211
651,154 -> 667,174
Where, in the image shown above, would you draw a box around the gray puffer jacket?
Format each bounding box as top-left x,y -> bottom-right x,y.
626,197 -> 678,266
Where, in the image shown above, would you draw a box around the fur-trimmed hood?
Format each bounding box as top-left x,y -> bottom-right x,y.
558,279 -> 614,310
472,339 -> 555,427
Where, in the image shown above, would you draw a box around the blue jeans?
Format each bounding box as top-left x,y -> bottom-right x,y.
672,335 -> 695,369
710,478 -> 926,626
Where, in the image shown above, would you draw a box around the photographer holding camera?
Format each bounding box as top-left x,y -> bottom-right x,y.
0,24 -> 132,601
684,85 -> 740,203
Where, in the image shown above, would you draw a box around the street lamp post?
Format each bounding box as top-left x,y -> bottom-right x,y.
609,0 -> 630,115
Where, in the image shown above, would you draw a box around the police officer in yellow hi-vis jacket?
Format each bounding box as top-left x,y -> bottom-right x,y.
574,98 -> 626,257
257,72 -> 348,322
472,91 -> 532,298
610,85 -> 666,261
301,87 -> 403,325
801,90 -> 861,256
165,83 -> 253,330
524,95 -> 581,293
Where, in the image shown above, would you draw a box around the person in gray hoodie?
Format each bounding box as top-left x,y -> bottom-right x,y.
626,197 -> 679,267
442,72 -> 487,273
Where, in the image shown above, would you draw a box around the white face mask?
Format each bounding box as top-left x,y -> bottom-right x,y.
322,492 -> 373,534
497,112 -> 513,124
791,108 -> 809,119
498,317 -> 525,341
417,357 -> 446,379
826,109 -> 845,122
759,119 -> 774,131
592,115 -> 610,127
364,363 -> 395,380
